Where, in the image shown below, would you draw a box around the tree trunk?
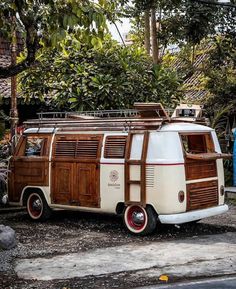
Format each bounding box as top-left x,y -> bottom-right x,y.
151,8 -> 158,64
144,9 -> 150,55
10,16 -> 18,150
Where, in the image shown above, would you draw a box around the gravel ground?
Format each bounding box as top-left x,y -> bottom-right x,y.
0,199 -> 236,289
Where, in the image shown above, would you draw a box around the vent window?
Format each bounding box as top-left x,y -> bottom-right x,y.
76,140 -> 99,159
104,136 -> 127,158
54,138 -> 100,159
55,140 -> 77,157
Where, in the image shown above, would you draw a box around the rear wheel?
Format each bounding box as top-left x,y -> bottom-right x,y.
26,191 -> 51,221
123,205 -> 157,235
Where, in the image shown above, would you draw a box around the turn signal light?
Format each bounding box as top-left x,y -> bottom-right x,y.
178,191 -> 185,203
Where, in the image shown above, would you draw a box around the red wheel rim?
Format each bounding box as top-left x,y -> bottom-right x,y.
127,206 -> 146,231
28,194 -> 42,218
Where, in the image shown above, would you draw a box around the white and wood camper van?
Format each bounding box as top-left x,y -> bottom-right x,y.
7,103 -> 230,235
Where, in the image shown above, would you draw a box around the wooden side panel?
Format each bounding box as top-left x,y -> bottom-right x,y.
8,158 -> 49,202
185,160 -> 217,180
74,163 -> 99,207
52,162 -> 73,205
187,180 -> 218,211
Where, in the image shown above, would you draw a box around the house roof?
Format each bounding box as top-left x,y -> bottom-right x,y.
171,41 -> 215,103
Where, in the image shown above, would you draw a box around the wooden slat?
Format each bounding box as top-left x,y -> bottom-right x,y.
55,140 -> 77,157
186,152 -> 232,160
125,133 -> 132,203
187,180 -> 218,211
76,140 -> 99,159
104,136 -> 127,158
185,160 -> 217,180
127,180 -> 141,184
140,131 -> 149,206
54,138 -> 100,159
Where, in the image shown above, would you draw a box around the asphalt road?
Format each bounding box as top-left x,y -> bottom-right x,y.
138,276 -> 236,289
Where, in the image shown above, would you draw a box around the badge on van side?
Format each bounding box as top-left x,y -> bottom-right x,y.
109,170 -> 119,183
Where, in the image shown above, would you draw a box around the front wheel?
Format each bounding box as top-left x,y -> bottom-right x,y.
26,191 -> 51,221
123,205 -> 157,235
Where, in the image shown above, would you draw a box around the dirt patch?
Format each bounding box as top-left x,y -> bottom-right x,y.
0,201 -> 236,288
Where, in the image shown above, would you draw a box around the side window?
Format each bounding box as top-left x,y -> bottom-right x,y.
25,137 -> 45,156
104,136 -> 127,158
181,134 -> 214,154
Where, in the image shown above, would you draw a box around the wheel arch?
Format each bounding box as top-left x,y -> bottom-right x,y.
117,202 -> 159,216
116,202 -> 125,215
21,186 -> 50,206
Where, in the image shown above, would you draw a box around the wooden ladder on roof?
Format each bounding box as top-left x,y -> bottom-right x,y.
124,131 -> 149,207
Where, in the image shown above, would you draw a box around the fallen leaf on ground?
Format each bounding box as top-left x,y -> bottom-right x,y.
159,274 -> 169,282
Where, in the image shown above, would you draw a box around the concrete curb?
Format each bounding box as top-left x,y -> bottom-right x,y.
14,232 -> 236,281
225,187 -> 236,200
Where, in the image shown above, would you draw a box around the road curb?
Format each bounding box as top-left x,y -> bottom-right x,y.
225,187 -> 236,200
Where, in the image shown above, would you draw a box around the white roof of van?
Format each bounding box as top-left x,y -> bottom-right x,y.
24,128 -> 58,134
161,122 -> 213,132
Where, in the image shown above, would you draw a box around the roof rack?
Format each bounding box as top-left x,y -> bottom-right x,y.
24,103 -> 207,131
37,109 -> 140,120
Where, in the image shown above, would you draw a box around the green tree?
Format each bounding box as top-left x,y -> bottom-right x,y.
204,34 -> 236,114
126,0 -> 234,62
20,37 -> 182,110
0,0 -> 114,78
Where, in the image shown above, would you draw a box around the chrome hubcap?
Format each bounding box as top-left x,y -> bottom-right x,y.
32,199 -> 42,211
132,211 -> 145,225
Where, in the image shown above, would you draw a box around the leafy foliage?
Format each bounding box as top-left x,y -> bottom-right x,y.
204,34 -> 236,114
20,37 -> 182,110
127,0 -> 235,53
0,0 -> 115,78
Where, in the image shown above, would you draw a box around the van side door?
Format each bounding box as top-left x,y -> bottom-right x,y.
8,134 -> 51,202
51,134 -> 103,207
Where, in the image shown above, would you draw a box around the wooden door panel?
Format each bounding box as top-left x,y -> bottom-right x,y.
51,134 -> 103,208
74,163 -> 99,208
52,162 -> 73,205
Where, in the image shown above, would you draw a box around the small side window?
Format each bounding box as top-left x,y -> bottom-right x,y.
104,136 -> 127,158
181,133 -> 214,154
25,137 -> 45,156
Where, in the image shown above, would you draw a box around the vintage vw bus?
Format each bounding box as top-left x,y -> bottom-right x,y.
7,103 -> 229,235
